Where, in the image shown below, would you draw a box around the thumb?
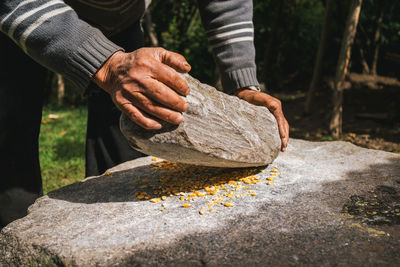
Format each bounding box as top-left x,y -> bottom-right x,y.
157,48 -> 191,73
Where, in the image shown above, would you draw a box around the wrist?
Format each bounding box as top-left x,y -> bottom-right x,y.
234,85 -> 261,97
93,50 -> 124,93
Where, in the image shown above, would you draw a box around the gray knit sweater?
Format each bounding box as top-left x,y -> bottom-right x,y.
0,0 -> 259,94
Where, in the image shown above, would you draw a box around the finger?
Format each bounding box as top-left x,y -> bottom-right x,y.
123,90 -> 184,125
282,119 -> 290,151
279,118 -> 289,152
119,102 -> 162,130
157,48 -> 191,73
272,110 -> 289,152
140,78 -> 188,112
151,61 -> 190,96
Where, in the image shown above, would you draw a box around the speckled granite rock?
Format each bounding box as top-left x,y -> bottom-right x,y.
1,139 -> 400,266
120,73 -> 281,168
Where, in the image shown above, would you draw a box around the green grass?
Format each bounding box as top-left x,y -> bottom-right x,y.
39,106 -> 87,194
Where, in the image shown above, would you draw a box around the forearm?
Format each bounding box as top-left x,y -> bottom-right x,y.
0,0 -> 122,90
197,0 -> 259,94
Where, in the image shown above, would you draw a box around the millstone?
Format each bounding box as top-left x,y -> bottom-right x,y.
120,74 -> 281,167
1,140 -> 399,266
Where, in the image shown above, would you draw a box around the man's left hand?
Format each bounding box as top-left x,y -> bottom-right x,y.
235,89 -> 289,152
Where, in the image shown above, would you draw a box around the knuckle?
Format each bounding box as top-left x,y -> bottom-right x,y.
140,99 -> 153,110
156,47 -> 166,53
135,57 -> 149,68
142,120 -> 155,130
184,86 -> 190,96
114,92 -> 125,105
126,110 -> 139,123
172,98 -> 185,111
270,100 -> 281,111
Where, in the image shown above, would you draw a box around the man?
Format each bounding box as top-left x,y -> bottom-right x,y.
0,0 -> 289,228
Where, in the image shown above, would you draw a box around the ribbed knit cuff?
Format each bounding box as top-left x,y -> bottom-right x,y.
221,67 -> 260,95
64,31 -> 124,90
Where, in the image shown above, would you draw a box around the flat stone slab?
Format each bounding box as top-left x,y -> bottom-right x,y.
1,139 -> 400,266
120,74 -> 281,168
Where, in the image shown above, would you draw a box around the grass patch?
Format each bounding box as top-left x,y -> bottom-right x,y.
39,106 -> 87,194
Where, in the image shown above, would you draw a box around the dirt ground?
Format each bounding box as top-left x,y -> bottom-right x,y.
276,73 -> 400,153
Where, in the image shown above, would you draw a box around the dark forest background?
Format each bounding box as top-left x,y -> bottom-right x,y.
44,0 -> 400,152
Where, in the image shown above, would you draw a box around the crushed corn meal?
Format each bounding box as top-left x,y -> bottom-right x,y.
134,160 -> 282,214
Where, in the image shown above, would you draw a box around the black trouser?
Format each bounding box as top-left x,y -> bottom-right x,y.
0,22 -> 145,229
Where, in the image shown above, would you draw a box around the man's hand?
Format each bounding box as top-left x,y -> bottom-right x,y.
93,47 -> 191,130
235,89 -> 289,152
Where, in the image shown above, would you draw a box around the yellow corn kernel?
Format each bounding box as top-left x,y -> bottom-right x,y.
161,196 -> 167,201
135,191 -> 142,196
199,209 -> 206,215
205,186 -> 215,192
137,195 -> 145,200
144,195 -> 151,200
104,171 -> 111,176
251,193 -> 257,196
267,177 -> 274,181
150,198 -> 160,203
224,202 -> 233,207
152,157 -> 158,161
179,196 -> 184,201
266,181 -> 273,185
182,203 -> 192,208
209,208 -> 214,212
161,208 -> 165,212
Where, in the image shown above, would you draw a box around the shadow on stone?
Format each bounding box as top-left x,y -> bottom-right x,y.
47,163 -> 265,204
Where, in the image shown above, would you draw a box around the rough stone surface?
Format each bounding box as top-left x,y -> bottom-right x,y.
1,139 -> 400,266
120,73 -> 281,168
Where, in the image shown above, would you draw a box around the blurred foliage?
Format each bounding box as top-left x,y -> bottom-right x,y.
40,106 -> 87,194
148,0 -> 216,85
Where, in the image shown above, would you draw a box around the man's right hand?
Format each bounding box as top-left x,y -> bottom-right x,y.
93,47 -> 191,130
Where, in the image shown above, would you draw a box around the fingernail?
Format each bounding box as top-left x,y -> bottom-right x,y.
176,114 -> 183,123
154,123 -> 162,129
183,102 -> 189,111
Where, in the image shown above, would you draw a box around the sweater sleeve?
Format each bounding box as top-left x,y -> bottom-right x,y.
0,0 -> 122,90
197,0 -> 260,95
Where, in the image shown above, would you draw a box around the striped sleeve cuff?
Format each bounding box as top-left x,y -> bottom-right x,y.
206,21 -> 254,49
205,21 -> 259,94
64,30 -> 123,90
222,67 -> 259,95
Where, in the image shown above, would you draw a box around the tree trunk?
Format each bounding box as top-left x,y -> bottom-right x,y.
304,0 -> 334,114
358,42 -> 370,74
329,0 -> 362,138
57,74 -> 65,105
143,10 -> 159,47
371,4 -> 385,75
261,0 -> 284,84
